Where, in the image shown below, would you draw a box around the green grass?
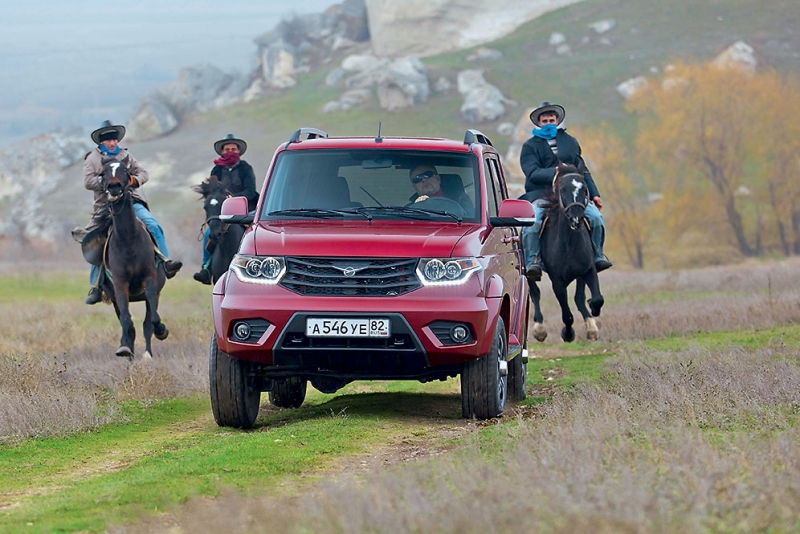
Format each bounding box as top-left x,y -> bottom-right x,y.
0,271 -> 86,303
635,324 -> 800,353
0,392 -> 442,533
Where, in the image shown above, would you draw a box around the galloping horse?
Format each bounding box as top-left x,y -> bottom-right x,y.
98,156 -> 169,359
529,164 -> 604,343
193,176 -> 245,283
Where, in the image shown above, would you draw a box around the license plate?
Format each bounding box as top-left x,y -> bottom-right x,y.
306,318 -> 390,338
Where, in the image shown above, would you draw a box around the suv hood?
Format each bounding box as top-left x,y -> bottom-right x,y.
248,221 -> 478,258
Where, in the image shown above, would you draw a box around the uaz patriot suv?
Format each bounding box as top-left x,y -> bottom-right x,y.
210,127 -> 534,427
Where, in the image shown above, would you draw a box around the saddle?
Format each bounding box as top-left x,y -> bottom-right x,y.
78,220 -> 166,267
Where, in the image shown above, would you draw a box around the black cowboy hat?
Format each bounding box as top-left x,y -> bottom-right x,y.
529,102 -> 566,125
214,134 -> 247,156
91,120 -> 126,144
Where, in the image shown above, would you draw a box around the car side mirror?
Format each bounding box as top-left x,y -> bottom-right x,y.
490,199 -> 536,227
220,197 -> 254,225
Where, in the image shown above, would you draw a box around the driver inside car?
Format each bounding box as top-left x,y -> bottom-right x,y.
407,163 -> 472,214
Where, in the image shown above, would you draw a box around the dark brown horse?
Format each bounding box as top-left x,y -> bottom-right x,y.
529,165 -> 604,343
193,176 -> 245,284
98,157 -> 169,360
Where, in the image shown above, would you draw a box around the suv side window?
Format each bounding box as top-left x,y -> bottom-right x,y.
484,158 -> 505,217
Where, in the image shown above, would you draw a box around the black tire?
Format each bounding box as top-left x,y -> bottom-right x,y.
508,351 -> 527,402
461,317 -> 508,419
268,377 -> 308,408
209,332 -> 261,428
508,311 -> 528,402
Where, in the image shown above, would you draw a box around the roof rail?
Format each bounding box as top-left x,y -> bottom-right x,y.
288,127 -> 329,144
463,129 -> 493,147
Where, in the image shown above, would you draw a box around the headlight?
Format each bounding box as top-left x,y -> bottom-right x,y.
230,255 -> 286,285
417,257 -> 481,286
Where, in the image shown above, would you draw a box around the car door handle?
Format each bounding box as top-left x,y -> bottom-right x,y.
501,235 -> 519,244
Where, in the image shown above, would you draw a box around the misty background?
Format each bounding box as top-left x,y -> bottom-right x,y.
0,0 -> 338,149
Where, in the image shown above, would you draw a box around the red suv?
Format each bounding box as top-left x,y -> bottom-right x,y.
210,127 -> 533,427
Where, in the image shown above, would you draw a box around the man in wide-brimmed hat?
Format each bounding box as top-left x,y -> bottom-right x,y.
519,102 -> 612,280
193,134 -> 259,285
82,120 -> 183,304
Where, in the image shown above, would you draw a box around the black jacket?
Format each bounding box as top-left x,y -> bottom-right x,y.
519,129 -> 600,202
211,160 -> 259,212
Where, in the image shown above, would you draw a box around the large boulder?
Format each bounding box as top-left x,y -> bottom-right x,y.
127,64 -> 250,142
457,70 -> 513,122
327,55 -> 429,112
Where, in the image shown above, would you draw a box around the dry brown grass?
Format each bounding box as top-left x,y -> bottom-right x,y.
140,345 -> 800,534
534,257 -> 800,342
0,277 -> 210,445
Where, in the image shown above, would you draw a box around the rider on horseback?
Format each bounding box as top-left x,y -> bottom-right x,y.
193,134 -> 258,285
519,102 -> 612,281
82,120 -> 183,304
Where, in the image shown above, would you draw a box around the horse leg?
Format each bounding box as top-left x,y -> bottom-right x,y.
583,269 -> 605,318
527,276 -> 547,342
112,281 -> 135,359
574,279 -> 599,341
141,281 -> 160,360
551,280 -> 575,343
152,269 -> 169,342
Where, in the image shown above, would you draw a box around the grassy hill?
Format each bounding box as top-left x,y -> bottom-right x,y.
46,0 -> 800,269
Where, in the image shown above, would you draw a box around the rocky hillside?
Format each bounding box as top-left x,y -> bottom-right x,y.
1,0 -> 798,266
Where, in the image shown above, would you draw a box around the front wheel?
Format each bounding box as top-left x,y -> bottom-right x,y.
209,332 -> 261,428
269,376 -> 308,408
461,317 -> 508,419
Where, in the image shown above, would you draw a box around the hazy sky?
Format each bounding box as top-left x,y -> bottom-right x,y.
0,0 -> 339,148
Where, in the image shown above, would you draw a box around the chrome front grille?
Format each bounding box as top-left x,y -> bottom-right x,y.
279,257 -> 421,296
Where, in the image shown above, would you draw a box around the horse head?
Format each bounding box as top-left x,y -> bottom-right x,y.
554,170 -> 589,231
193,175 -> 231,245
101,156 -> 135,203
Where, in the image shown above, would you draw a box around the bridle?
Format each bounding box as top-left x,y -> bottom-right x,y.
102,162 -> 134,216
199,192 -> 231,243
555,172 -> 588,231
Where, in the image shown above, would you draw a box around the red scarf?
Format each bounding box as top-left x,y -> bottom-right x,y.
214,151 -> 240,167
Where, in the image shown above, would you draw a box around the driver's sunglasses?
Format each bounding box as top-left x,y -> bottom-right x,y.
411,170 -> 437,184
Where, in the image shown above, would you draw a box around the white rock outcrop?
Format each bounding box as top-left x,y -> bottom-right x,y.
0,132 -> 92,242
365,0 -> 584,57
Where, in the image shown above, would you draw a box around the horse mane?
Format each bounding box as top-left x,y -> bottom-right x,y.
192,175 -> 229,198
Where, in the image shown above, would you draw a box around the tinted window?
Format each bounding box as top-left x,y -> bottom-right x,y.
261,149 -> 480,221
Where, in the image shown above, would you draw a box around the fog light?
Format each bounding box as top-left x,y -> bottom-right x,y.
451,325 -> 469,343
234,321 -> 251,340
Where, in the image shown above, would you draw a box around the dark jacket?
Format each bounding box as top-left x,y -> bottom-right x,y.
519,129 -> 600,202
211,160 -> 259,212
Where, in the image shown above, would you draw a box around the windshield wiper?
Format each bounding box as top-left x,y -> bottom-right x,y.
355,206 -> 436,220
359,206 -> 462,224
268,208 -> 348,218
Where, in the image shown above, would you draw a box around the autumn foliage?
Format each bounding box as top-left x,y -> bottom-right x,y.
581,61 -> 800,268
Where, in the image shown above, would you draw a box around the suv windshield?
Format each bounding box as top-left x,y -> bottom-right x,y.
260,149 -> 480,222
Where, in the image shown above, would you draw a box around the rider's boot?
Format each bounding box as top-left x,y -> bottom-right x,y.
193,267 -> 212,285
85,287 -> 103,305
164,260 -> 183,279
521,226 -> 544,281
591,224 -> 613,273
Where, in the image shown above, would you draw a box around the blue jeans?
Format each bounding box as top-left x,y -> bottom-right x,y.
90,204 -> 170,286
202,227 -> 211,267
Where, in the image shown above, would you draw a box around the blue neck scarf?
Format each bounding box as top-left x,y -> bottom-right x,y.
98,144 -> 120,156
532,123 -> 558,140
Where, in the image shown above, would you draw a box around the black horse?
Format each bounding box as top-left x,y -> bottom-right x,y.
529,165 -> 604,343
193,176 -> 245,284
96,157 -> 169,359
